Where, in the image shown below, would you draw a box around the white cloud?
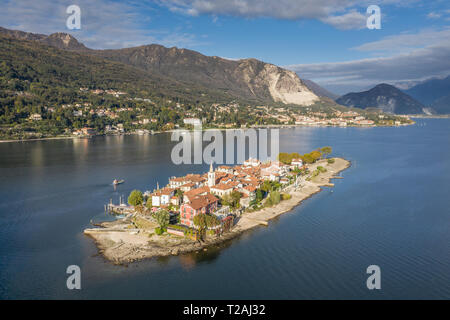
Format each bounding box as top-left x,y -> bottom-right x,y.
0,0 -> 203,49
320,10 -> 366,30
159,0 -> 409,30
353,27 -> 450,53
287,41 -> 450,93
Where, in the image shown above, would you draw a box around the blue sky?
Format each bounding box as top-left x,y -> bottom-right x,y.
1,0 -> 450,93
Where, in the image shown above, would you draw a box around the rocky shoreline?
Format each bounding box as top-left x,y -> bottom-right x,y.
84,157 -> 351,265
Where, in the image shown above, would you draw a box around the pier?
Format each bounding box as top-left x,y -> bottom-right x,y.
105,197 -> 135,215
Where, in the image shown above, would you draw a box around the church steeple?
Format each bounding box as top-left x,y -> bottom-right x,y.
208,162 -> 215,187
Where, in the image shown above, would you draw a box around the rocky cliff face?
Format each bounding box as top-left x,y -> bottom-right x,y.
40,33 -> 90,51
0,27 -> 318,105
237,59 -> 318,105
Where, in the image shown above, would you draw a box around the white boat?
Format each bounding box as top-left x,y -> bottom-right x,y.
113,179 -> 125,185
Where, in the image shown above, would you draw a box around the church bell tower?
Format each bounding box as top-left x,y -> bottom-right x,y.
208,162 -> 215,187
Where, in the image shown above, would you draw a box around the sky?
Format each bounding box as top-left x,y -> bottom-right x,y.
1,0 -> 449,94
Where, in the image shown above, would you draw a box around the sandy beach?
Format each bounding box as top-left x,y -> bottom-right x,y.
84,157 -> 350,264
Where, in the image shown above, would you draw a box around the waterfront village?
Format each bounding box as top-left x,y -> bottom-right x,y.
17,87 -> 413,141
108,155 -> 308,240
85,148 -> 351,263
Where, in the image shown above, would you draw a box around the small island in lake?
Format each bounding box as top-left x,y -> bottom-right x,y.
84,148 -> 350,264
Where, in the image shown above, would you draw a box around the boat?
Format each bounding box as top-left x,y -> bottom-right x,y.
113,179 -> 125,185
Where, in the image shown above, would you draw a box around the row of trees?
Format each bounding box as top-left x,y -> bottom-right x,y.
278,147 -> 332,165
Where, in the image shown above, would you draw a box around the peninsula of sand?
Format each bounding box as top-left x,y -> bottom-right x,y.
84,157 -> 350,264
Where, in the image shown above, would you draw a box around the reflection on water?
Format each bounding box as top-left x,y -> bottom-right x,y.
0,119 -> 449,299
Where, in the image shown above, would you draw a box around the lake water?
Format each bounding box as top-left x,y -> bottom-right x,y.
0,118 -> 449,299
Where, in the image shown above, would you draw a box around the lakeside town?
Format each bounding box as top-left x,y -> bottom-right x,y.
63,99 -> 414,138
1,86 -> 414,141
84,148 -> 351,264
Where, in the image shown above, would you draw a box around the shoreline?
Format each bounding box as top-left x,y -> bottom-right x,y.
0,120 -> 416,143
84,157 -> 351,265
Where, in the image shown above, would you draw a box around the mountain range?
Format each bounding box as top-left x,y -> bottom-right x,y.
2,26 -> 447,115
403,76 -> 450,114
0,27 -> 319,107
336,84 -> 425,115
336,77 -> 450,115
302,79 -> 339,100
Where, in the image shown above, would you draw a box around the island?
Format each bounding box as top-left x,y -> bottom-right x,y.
84,148 -> 350,264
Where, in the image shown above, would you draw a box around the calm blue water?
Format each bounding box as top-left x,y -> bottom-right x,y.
0,118 -> 449,299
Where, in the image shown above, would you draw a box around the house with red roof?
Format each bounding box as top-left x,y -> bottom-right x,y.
180,193 -> 219,227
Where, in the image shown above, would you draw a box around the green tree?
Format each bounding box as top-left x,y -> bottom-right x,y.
205,214 -> 220,229
175,189 -> 184,201
260,180 -> 272,193
155,209 -> 170,229
193,214 -> 207,231
145,198 -> 153,209
269,191 -> 281,205
128,189 -> 143,206
256,189 -> 264,202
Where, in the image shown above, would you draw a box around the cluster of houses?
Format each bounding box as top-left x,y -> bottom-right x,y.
87,88 -> 127,98
293,113 -> 374,126
145,158 -> 304,230
72,127 -> 97,136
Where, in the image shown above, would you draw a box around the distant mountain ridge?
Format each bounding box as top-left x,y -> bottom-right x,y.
0,27 -> 318,106
92,44 -> 319,106
430,95 -> 450,114
402,76 -> 450,114
403,76 -> 450,106
336,83 -> 425,115
303,79 -> 339,100
0,27 -> 89,51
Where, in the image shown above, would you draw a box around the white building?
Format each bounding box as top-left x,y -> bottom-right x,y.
151,188 -> 175,207
291,158 -> 303,168
29,114 -> 42,121
210,183 -> 234,197
243,158 -> 261,167
183,118 -> 202,126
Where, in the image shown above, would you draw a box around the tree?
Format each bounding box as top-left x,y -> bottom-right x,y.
302,153 -> 314,164
155,209 -> 170,229
278,152 -> 302,164
128,189 -> 143,206
321,146 -> 332,159
205,214 -> 220,229
278,152 -> 291,164
260,180 -> 272,193
230,191 -> 242,208
175,189 -> 184,201
310,150 -> 322,162
193,214 -> 207,231
269,191 -> 281,205
256,189 -> 264,202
